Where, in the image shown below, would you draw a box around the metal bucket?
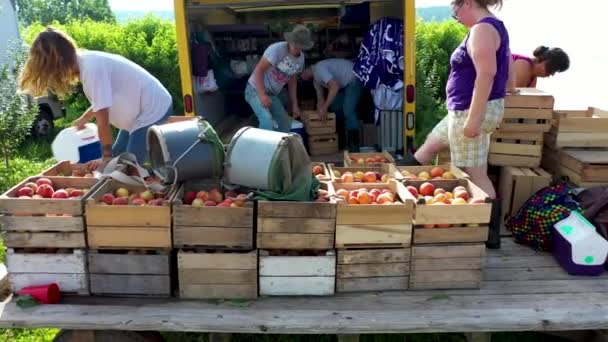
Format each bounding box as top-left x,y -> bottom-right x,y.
224,126 -> 291,190
147,119 -> 223,183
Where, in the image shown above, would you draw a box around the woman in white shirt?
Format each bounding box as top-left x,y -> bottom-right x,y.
20,27 -> 173,165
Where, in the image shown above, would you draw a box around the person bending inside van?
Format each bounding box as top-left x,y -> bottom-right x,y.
245,25 -> 313,133
20,27 -> 173,167
301,58 -> 363,152
511,46 -> 570,88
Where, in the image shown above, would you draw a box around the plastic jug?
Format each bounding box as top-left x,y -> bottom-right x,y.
51,123 -> 102,163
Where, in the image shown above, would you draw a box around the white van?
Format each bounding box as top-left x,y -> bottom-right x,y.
0,0 -> 66,137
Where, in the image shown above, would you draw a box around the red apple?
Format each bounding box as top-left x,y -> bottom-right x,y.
419,182 -> 435,197
204,200 -> 217,207
430,167 -> 445,178
217,202 -> 231,207
469,198 -> 486,204
17,187 -> 34,197
112,197 -> 128,205
196,191 -> 209,201
18,196 -> 31,199
102,193 -> 115,205
406,186 -> 419,198
132,198 -> 147,206
35,178 -> 54,188
24,182 -> 38,192
183,191 -> 197,205
36,184 -> 55,198
209,189 -> 223,203
69,189 -> 84,198
453,186 -> 467,193
32,194 -> 44,199
454,189 -> 470,201
224,190 -> 238,199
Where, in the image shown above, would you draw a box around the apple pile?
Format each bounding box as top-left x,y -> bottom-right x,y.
98,188 -> 169,206
335,187 -> 401,205
349,155 -> 390,165
400,166 -> 457,181
182,188 -> 249,208
14,178 -> 88,199
338,170 -> 391,183
60,168 -> 94,178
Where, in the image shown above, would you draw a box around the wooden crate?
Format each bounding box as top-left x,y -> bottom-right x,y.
172,181 -> 253,249
259,250 -> 336,296
336,248 -> 410,293
505,88 -> 555,109
490,131 -> 543,165
257,183 -> 336,250
178,250 -> 257,299
85,179 -> 171,249
308,133 -> 338,156
410,243 -> 485,290
405,179 -> 491,245
88,250 -> 171,297
499,167 -> 552,235
6,248 -> 88,295
302,111 -> 337,135
334,180 -> 415,248
41,161 -> 93,178
436,149 -> 450,164
344,151 -> 395,167
551,107 -> 608,148
559,149 -> 608,187
312,162 -> 331,181
395,163 -> 468,180
328,163 -> 402,182
0,176 -> 100,249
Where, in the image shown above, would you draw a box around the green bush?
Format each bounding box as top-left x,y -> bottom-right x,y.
414,20 -> 467,146
23,16 -> 183,114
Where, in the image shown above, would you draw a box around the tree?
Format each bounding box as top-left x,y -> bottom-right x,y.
16,0 -> 115,26
0,43 -> 38,168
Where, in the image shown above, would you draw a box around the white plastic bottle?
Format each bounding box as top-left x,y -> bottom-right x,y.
51,123 -> 102,163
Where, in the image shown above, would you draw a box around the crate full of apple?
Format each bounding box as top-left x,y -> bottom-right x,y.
85,179 -> 171,249
344,151 -> 395,166
397,164 -> 468,181
403,179 -> 491,245
0,176 -> 101,249
172,180 -> 254,249
333,180 -> 415,248
41,161 -> 96,178
328,163 -> 400,184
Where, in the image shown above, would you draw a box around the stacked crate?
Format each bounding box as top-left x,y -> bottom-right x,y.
333,179 -> 415,292
489,88 -> 554,168
172,180 -> 257,299
404,179 -> 491,290
302,110 -> 339,156
543,107 -> 608,187
85,179 -> 172,297
0,176 -> 101,295
257,182 -> 337,296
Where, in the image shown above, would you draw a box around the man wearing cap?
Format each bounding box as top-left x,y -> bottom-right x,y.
245,25 -> 313,133
301,58 -> 362,152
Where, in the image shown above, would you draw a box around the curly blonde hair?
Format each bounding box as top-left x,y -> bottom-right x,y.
20,27 -> 80,97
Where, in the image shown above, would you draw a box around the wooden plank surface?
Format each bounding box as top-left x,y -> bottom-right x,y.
413,227 -> 489,244
257,233 -> 334,250
88,253 -> 170,275
9,273 -> 88,293
174,227 -> 253,249
7,250 -> 86,274
258,201 -> 336,219
0,216 -> 84,233
86,205 -> 171,227
89,274 -> 170,296
257,218 -> 335,234
259,255 -> 336,277
178,251 -> 257,270
259,276 -> 335,296
503,108 -> 552,119
173,206 -> 253,228
505,88 -> 555,108
87,226 -> 171,249
489,154 -> 540,168
180,284 -> 258,300
337,249 -> 410,264
2,232 -> 85,249
337,277 -> 409,292
338,263 -> 409,278
335,224 -> 412,248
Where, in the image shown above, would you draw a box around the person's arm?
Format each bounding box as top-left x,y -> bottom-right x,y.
313,81 -> 325,110
254,57 -> 273,108
91,108 -> 112,160
323,79 -> 340,112
506,52 -> 518,94
466,23 -> 498,138
288,76 -> 300,119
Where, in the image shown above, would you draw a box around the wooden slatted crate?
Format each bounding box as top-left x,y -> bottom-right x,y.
308,133 -> 338,156
334,180 -> 415,249
302,111 -> 336,136
85,180 -> 171,249
336,248 -> 410,293
550,107 -> 608,148
499,167 -> 552,235
6,248 -> 88,295
259,250 -> 336,296
559,149 -> 608,187
257,183 -> 336,250
0,176 -> 100,249
497,107 -> 553,133
172,181 -> 253,249
410,243 -> 485,290
178,250 -> 257,299
489,131 -> 543,168
504,88 -> 555,110
404,179 -> 491,245
344,151 -> 395,167
88,250 -> 171,297
328,163 -> 402,183
41,161 -> 94,178
396,163 -> 469,180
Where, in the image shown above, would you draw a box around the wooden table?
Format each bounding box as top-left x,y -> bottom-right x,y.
1,239 -> 608,337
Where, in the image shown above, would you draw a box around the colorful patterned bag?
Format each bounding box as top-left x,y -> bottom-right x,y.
505,182 -> 582,252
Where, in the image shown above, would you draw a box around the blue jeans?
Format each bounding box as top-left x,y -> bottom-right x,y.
245,83 -> 291,133
329,79 -> 363,130
112,104 -> 173,164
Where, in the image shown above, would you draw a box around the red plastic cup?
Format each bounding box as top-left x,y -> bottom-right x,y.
18,283 -> 60,304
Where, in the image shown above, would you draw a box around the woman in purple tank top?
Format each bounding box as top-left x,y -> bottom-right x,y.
511,46 -> 570,88
402,0 -> 509,249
